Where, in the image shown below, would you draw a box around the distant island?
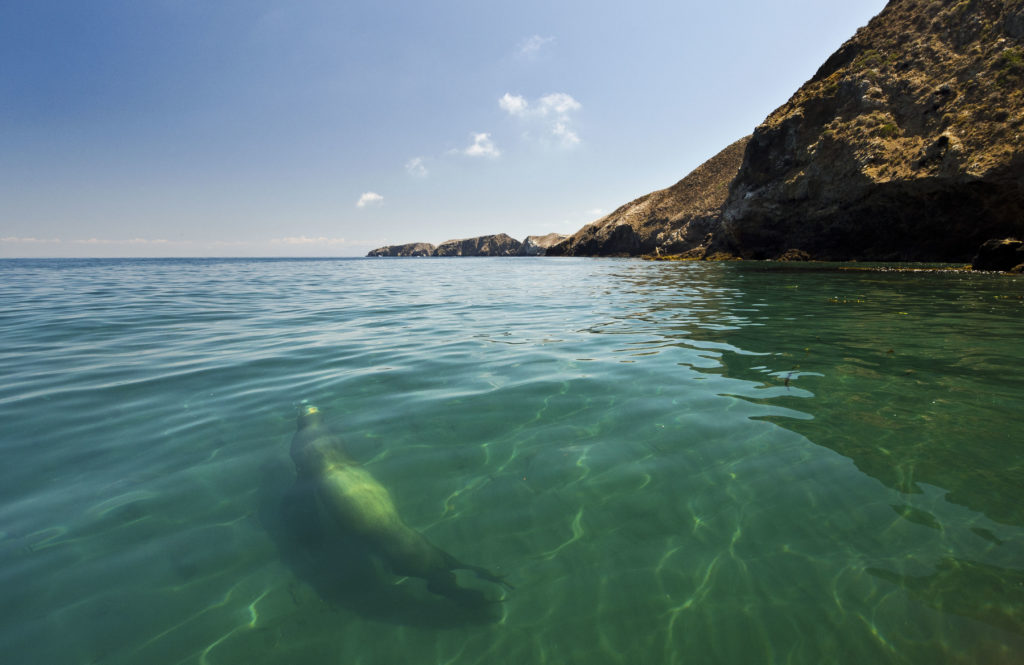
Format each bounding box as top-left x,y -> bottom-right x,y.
371,0 -> 1024,271
368,233 -> 568,257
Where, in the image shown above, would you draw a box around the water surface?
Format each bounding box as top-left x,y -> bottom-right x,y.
1,257 -> 1022,664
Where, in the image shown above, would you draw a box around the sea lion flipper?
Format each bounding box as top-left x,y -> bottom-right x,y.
442,552 -> 514,590
426,572 -> 491,606
471,566 -> 514,590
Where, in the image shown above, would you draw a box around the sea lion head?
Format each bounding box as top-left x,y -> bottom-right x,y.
296,404 -> 325,430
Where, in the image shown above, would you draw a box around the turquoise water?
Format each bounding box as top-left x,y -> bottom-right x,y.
1,257 -> 1022,665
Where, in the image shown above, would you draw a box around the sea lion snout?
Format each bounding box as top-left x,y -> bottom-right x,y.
296,404 -> 324,429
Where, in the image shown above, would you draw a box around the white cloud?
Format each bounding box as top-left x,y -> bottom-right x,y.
517,35 -> 554,59
356,192 -> 383,208
405,157 -> 428,178
499,92 -> 582,148
464,132 -> 500,158
536,93 -> 581,115
499,93 -> 528,116
500,92 -> 582,119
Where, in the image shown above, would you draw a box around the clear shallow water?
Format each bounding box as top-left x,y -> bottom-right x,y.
1,257 -> 1022,665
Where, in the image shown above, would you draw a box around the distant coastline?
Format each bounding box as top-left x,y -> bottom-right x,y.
367,233 -> 568,257
370,0 -> 1024,271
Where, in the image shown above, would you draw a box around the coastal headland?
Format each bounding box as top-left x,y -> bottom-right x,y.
369,233 -> 568,257
370,0 -> 1024,270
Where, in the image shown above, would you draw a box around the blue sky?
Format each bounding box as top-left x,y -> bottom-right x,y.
1,0 -> 887,257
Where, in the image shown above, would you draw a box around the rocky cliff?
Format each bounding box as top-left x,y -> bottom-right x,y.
369,233 -> 535,257
547,137 -> 750,257
367,242 -> 436,257
371,0 -> 1024,263
433,233 -> 522,256
519,233 -> 570,255
717,0 -> 1024,261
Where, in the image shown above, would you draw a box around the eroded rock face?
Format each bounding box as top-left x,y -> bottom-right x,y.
367,242 -> 436,257
972,237 -> 1024,270
519,233 -> 570,256
548,137 -> 750,257
718,0 -> 1024,261
433,233 -> 523,256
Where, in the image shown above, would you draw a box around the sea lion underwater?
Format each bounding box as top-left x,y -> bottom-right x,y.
288,404 -> 511,605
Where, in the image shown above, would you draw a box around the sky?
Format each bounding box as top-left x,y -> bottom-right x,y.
1,0 -> 888,258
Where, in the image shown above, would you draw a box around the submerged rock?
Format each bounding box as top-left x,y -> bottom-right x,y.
774,249 -> 812,262
716,0 -> 1024,262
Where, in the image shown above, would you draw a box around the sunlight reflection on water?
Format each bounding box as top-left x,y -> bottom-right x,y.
0,258 -> 1021,664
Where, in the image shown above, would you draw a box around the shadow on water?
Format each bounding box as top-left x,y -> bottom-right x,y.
256,461 -> 502,630
867,557 -> 1024,636
615,261 -> 1024,527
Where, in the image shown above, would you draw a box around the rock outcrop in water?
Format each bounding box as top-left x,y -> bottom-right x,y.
715,0 -> 1024,261
367,242 -> 436,257
972,237 -> 1024,270
547,137 -> 749,257
368,233 -> 567,257
519,233 -> 570,256
433,234 -> 522,256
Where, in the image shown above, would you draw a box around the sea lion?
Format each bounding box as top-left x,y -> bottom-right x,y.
289,405 -> 510,605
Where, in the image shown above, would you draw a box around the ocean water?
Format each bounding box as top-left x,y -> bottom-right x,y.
1,257 -> 1022,665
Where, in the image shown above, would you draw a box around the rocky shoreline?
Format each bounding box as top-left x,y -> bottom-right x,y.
714,0 -> 1024,265
371,0 -> 1024,271
546,137 -> 750,258
368,233 -> 568,257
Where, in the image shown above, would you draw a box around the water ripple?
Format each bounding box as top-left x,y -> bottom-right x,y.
0,258 -> 1022,664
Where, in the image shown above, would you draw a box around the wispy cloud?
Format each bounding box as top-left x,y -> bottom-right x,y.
536,93 -> 581,115
1,235 -> 381,256
208,240 -> 256,247
405,156 -> 428,177
73,238 -> 171,245
356,192 -> 383,208
516,35 -> 554,59
1,236 -> 62,244
499,92 -> 583,148
551,121 -> 579,146
464,132 -> 500,158
271,236 -> 351,246
500,93 -> 581,118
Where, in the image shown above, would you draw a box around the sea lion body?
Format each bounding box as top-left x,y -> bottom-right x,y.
289,405 -> 508,602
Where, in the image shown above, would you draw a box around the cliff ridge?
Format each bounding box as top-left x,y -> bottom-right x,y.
548,137 -> 749,257
367,233 -> 568,257
717,0 -> 1024,261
